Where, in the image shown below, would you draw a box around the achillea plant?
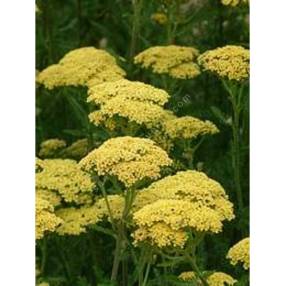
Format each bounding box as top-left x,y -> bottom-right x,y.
227,237 -> 250,270
134,45 -> 201,80
37,47 -> 126,89
38,138 -> 67,158
179,271 -> 237,286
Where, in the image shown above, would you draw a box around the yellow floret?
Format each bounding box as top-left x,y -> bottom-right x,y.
87,79 -> 169,107
133,199 -> 223,248
227,237 -> 250,270
36,159 -> 95,205
79,136 -> 172,187
221,0 -> 248,7
37,47 -> 126,89
55,205 -> 102,235
198,45 -> 249,81
134,45 -> 200,79
164,116 -> 219,140
36,196 -> 62,240
134,170 -> 235,222
38,138 -> 66,158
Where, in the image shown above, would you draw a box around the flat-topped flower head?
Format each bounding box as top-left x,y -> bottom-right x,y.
198,45 -> 249,81
134,170 -> 235,221
227,237 -> 250,270
37,47 -> 126,89
79,137 -> 172,187
87,79 -> 170,107
89,98 -> 172,129
134,45 -> 201,79
164,116 -> 219,140
133,199 -> 223,248
39,138 -> 66,158
55,205 -> 102,235
179,271 -> 237,286
36,159 -> 95,205
36,195 -> 62,240
221,0 -> 248,7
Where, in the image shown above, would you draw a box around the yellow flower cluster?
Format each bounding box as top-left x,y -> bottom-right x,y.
37,47 -> 126,89
151,12 -> 167,25
164,116 -> 219,140
95,195 -> 125,221
62,138 -> 89,160
179,271 -> 237,286
36,159 -> 95,205
227,237 -> 250,270
134,170 -> 235,222
133,199 -> 223,248
87,79 -> 169,107
38,138 -> 67,158
55,205 -> 102,235
221,0 -> 248,7
36,195 -> 62,240
89,99 -> 172,129
198,45 -> 250,81
87,79 -> 172,130
134,45 -> 201,79
80,136 -> 172,187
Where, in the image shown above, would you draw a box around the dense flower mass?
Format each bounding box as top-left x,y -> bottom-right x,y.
37,47 -> 126,89
164,116 -> 219,140
227,237 -> 250,269
179,271 -> 237,286
89,98 -> 172,129
198,45 -> 249,81
221,0 -> 248,7
133,199 -> 223,248
134,170 -> 235,221
134,45 -> 201,79
36,159 -> 95,205
79,137 -> 172,187
87,79 -> 169,107
36,195 -> 62,240
55,205 -> 102,235
39,138 -> 66,158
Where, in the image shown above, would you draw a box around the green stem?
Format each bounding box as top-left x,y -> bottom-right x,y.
142,261 -> 151,286
111,188 -> 137,282
40,237 -> 47,274
222,80 -> 244,213
129,0 -> 143,62
186,254 -> 208,286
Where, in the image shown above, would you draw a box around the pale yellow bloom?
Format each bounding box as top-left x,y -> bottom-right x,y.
198,45 -> 249,81
37,47 -> 126,89
87,79 -> 169,107
134,170 -> 235,222
55,205 -> 102,235
227,237 -> 250,270
133,199 -> 223,248
179,271 -> 237,286
79,136 -> 172,187
89,98 -> 172,129
36,159 -> 95,205
164,116 -> 219,140
207,272 -> 237,286
134,45 -> 201,79
38,138 -> 66,158
36,196 -> 62,240
221,0 -> 248,7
